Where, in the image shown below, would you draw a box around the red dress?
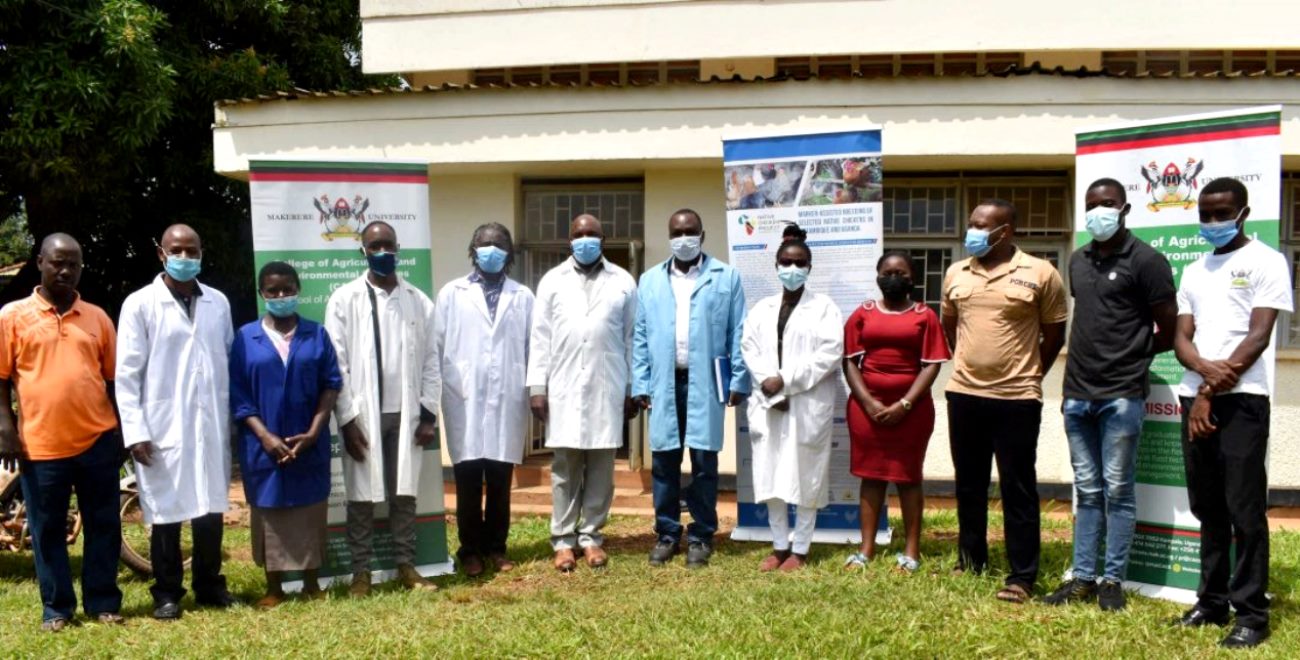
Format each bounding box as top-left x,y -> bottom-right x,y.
844,301 -> 951,483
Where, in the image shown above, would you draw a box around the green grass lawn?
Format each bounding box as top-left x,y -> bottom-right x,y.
2,510 -> 1299,657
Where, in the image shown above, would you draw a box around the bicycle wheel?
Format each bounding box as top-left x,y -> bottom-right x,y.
119,490 -> 193,577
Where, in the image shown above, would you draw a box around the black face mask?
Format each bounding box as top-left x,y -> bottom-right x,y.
877,274 -> 913,300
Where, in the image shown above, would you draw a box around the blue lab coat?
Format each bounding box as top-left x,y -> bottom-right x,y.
230,317 -> 343,509
632,254 -> 750,452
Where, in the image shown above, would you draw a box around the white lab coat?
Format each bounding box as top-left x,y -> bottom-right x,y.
526,258 -> 637,450
435,274 -> 534,464
326,274 -> 441,502
116,276 -> 234,525
741,290 -> 843,508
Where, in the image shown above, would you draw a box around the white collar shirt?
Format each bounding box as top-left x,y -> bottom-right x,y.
669,258 -> 701,369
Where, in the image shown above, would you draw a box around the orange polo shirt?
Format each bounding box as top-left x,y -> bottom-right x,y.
0,290 -> 118,460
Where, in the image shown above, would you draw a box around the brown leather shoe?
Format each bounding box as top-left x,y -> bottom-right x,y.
554,548 -> 577,572
462,554 -> 485,578
779,553 -> 808,572
489,553 -> 516,572
397,564 -> 438,591
255,593 -> 285,610
349,571 -> 372,598
759,550 -> 791,572
584,545 -> 608,568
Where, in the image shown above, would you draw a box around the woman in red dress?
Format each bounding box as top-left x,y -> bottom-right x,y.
842,250 -> 950,572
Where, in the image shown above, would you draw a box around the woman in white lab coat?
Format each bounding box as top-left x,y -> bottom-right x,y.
741,224 -> 844,572
435,222 -> 534,576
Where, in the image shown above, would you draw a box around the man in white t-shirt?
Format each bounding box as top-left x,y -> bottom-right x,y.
1172,177 -> 1294,650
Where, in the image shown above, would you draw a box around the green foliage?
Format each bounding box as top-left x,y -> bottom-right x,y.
0,0 -> 393,321
0,211 -> 32,267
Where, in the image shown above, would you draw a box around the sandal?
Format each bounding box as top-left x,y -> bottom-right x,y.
843,552 -> 869,569
996,583 -> 1030,604
895,554 -> 919,574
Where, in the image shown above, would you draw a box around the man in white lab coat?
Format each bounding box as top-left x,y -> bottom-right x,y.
326,221 -> 441,597
527,214 -> 638,572
116,224 -> 235,620
435,222 -> 534,577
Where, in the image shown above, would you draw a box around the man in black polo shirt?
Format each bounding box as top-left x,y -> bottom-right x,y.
1042,178 -> 1177,611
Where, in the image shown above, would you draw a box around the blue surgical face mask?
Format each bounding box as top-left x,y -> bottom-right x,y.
571,236 -> 603,265
777,265 -> 809,291
264,295 -> 299,318
1085,206 -> 1123,242
1199,211 -> 1244,248
164,255 -> 202,282
475,246 -> 508,274
367,250 -> 397,276
964,225 -> 1006,258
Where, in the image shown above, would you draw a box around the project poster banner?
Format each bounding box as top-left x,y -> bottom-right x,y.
248,159 -> 451,584
1074,106 -> 1281,603
723,127 -> 890,544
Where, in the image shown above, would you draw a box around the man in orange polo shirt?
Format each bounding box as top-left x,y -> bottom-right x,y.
0,233 -> 123,632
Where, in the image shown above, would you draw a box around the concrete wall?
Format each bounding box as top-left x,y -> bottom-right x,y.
359,0 -> 1300,74
214,77 -> 1300,175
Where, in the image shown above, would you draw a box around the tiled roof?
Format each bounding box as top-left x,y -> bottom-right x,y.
215,62 -> 1300,108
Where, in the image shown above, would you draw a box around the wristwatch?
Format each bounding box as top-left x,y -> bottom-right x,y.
899,398 -> 913,411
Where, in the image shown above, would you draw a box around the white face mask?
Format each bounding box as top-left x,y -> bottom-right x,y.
670,235 -> 702,262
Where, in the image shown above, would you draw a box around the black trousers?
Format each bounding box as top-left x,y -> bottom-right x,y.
1180,394 -> 1270,629
947,391 -> 1043,589
150,512 -> 225,605
453,459 -> 515,559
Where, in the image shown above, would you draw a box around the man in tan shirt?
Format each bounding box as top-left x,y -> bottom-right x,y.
941,198 -> 1068,604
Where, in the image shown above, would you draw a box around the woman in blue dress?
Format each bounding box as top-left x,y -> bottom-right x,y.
230,261 -> 342,608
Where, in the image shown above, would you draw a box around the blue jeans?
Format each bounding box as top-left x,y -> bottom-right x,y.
19,433 -> 123,622
1062,397 -> 1143,582
651,371 -> 719,545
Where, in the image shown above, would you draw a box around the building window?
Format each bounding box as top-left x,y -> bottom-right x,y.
882,173 -> 1072,313
1287,248 -> 1300,348
882,181 -> 961,236
888,246 -> 952,316
519,181 -> 645,312
518,180 -> 646,456
965,181 -> 1072,237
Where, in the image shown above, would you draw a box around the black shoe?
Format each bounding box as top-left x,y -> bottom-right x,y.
152,601 -> 182,620
1039,578 -> 1098,606
1219,625 -> 1269,649
648,540 -> 679,566
195,590 -> 240,609
1097,580 -> 1126,611
1172,607 -> 1230,628
685,542 -> 713,569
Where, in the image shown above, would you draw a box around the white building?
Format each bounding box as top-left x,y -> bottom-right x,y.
213,0 -> 1300,495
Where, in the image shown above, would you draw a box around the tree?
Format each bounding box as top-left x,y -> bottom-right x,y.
0,0 -> 391,322
0,211 -> 32,267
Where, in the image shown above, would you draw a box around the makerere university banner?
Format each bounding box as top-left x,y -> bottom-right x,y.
723,127 -> 890,545
1074,107 -> 1281,602
248,159 -> 451,586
